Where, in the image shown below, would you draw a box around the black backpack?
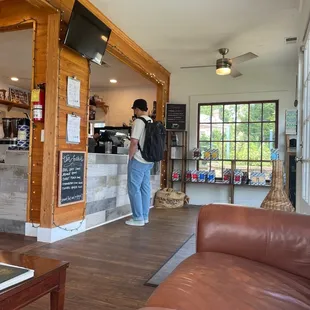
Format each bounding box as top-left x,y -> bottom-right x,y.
137,117 -> 166,162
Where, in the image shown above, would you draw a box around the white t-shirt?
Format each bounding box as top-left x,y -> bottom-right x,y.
131,115 -> 153,164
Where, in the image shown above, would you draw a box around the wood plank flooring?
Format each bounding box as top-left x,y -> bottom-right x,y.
0,233 -> 37,252
1,207 -> 200,310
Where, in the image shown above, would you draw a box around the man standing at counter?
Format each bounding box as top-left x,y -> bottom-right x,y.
126,99 -> 154,227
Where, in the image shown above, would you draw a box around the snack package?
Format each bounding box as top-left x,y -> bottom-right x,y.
186,170 -> 192,182
192,148 -> 201,160
250,172 -> 266,186
242,172 -> 248,184
258,172 -> 266,186
172,169 -> 181,182
271,149 -> 279,161
234,170 -> 243,185
223,169 -> 231,184
191,170 -> 198,183
198,171 -> 206,183
204,149 -> 211,160
207,170 -> 216,183
250,172 -> 259,186
211,149 -> 219,160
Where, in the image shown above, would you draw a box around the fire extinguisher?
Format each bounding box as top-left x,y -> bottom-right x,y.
31,83 -> 45,122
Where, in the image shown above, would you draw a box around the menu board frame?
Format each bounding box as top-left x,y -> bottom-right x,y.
58,151 -> 86,207
166,103 -> 186,131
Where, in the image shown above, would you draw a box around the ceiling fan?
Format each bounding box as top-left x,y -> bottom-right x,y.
180,48 -> 258,78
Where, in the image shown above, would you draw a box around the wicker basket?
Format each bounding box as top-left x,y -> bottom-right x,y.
260,160 -> 294,212
155,188 -> 189,209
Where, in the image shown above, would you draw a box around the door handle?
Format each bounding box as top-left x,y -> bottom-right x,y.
295,156 -> 303,163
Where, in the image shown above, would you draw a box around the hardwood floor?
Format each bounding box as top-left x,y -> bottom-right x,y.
0,233 -> 37,252
1,207 -> 200,310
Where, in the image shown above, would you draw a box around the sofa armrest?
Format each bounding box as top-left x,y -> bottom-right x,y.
197,204 -> 310,280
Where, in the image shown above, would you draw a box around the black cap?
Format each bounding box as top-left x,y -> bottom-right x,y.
131,99 -> 148,112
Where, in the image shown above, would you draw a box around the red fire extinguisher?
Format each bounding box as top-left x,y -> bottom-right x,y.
31,83 -> 45,122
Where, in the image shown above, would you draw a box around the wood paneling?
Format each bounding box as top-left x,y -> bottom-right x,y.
52,47 -> 89,227
40,13 -> 60,228
2,0 -> 170,228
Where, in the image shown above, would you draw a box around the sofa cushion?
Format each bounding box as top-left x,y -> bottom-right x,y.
145,252 -> 310,310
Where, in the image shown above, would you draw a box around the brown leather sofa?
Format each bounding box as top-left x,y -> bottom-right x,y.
140,204 -> 310,310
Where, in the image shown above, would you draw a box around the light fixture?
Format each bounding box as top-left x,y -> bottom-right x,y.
101,35 -> 108,42
11,77 -> 19,81
110,79 -> 117,84
216,58 -> 231,76
216,67 -> 231,76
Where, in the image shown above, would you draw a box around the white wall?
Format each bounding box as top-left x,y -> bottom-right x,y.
170,65 -> 296,205
91,86 -> 156,126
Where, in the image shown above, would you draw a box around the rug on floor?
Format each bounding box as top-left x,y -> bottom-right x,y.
145,234 -> 196,287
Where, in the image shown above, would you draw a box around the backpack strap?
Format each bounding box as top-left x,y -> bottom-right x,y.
136,117 -> 151,151
137,117 -> 150,126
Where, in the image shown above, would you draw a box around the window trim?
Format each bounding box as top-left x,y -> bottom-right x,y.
197,100 -> 279,177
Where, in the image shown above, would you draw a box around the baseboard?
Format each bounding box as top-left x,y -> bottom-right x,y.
25,223 -> 38,237
36,206 -> 154,243
37,220 -> 86,243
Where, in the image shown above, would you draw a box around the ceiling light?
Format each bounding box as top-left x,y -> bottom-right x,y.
216,67 -> 231,76
216,58 -> 231,76
11,77 -> 19,81
101,35 -> 108,42
110,79 -> 117,84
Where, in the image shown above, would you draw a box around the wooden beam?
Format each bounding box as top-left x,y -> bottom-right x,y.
26,0 -> 57,12
47,0 -> 170,83
40,12 -> 60,228
0,21 -> 33,32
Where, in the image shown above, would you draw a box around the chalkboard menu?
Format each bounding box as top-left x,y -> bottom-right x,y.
59,151 -> 86,207
166,104 -> 186,130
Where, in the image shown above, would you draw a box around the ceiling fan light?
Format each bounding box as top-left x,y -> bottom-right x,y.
216,67 -> 231,76
216,58 -> 231,76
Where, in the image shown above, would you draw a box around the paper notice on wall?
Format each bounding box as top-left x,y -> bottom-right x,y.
67,77 -> 81,108
66,114 -> 81,144
285,110 -> 297,134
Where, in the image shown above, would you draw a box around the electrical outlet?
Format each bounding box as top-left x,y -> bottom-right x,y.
41,130 -> 44,142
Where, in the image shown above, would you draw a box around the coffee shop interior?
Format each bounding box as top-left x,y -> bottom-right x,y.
0,20 -> 161,237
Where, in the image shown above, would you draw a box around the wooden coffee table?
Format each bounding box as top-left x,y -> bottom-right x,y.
0,251 -> 69,310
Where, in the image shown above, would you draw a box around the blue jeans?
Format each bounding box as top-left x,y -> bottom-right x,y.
127,158 -> 154,221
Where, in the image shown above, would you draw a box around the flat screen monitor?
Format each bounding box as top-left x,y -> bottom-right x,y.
64,0 -> 111,65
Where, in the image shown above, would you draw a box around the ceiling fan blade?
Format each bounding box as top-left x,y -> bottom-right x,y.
230,66 -> 242,78
231,52 -> 258,65
180,65 -> 215,69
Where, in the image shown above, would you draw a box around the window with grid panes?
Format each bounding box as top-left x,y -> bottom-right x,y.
198,101 -> 279,179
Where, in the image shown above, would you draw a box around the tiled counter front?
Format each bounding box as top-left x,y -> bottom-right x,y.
86,154 -> 160,229
0,151 -> 29,234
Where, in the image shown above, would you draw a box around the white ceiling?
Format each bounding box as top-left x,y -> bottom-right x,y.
0,29 -> 33,90
90,52 -> 154,90
0,29 -> 153,91
91,0 -> 303,72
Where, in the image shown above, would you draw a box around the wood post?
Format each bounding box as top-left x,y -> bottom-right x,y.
40,13 -> 60,228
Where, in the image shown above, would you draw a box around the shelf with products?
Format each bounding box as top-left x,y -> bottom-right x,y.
167,131 -> 187,192
0,99 -> 30,111
167,135 -> 273,204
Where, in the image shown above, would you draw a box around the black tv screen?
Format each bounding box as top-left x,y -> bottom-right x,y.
64,0 -> 111,65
